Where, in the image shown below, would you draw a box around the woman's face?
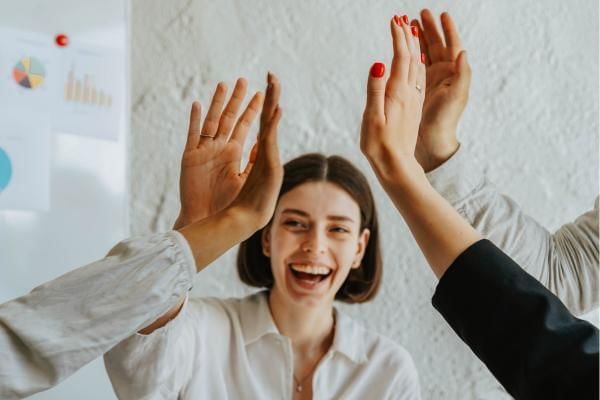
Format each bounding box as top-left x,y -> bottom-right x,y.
263,181 -> 370,308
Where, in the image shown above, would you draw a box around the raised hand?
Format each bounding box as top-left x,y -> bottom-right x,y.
360,15 -> 426,185
412,10 -> 471,172
177,73 -> 282,273
175,79 -> 264,229
359,15 -> 481,277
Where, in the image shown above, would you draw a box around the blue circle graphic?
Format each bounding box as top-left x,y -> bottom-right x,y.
0,147 -> 12,191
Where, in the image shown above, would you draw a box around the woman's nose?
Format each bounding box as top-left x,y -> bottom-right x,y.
301,229 -> 326,254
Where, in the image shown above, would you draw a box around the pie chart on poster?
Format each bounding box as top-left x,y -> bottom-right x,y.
0,147 -> 12,192
13,57 -> 46,89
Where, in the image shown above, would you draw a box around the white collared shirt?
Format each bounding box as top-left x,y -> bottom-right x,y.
104,291 -> 421,399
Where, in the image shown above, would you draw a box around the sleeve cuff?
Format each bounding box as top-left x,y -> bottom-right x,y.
425,144 -> 486,205
168,230 -> 197,284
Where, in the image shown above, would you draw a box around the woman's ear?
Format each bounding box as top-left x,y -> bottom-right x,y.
261,225 -> 271,257
352,228 -> 370,269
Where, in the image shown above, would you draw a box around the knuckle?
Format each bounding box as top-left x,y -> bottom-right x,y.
222,109 -> 236,119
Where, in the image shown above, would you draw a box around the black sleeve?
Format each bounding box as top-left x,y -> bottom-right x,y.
432,239 -> 599,400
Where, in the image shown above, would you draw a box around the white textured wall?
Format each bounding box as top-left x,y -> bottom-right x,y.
131,1 -> 599,398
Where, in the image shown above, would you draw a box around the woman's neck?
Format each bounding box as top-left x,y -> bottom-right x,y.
268,290 -> 335,354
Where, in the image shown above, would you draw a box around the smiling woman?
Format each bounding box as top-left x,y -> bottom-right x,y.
105,152 -> 420,400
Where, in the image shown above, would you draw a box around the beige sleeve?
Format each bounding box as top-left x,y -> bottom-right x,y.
427,146 -> 599,315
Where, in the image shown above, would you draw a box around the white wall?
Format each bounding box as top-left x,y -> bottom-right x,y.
130,1 -> 598,399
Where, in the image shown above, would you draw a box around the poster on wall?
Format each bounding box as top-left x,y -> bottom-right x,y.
0,27 -> 124,210
0,115 -> 51,211
54,43 -> 124,141
0,28 -> 60,115
0,27 -> 124,142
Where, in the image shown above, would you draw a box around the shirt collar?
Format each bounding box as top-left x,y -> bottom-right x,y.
330,308 -> 368,364
240,291 -> 280,345
240,291 -> 368,364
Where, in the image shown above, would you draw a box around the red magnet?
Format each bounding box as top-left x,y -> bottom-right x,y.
55,33 -> 69,47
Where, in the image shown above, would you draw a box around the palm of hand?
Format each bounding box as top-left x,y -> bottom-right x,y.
180,140 -> 246,221
420,60 -> 465,129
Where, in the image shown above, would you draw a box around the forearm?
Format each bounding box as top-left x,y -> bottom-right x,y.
433,239 -> 599,399
376,158 -> 481,278
177,206 -> 259,273
0,232 -> 195,398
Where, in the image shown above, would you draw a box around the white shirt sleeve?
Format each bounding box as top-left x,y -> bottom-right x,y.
0,231 -> 196,399
103,296 -> 200,400
426,146 -> 599,315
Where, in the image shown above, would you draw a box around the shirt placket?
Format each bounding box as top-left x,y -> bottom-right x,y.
310,350 -> 334,400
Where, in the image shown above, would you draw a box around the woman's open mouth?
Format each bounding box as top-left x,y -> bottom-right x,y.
288,263 -> 332,289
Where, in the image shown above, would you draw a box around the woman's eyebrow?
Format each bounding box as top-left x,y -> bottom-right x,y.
281,208 -> 355,223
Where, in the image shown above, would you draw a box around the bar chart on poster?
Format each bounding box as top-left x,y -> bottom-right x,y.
0,1 -> 128,399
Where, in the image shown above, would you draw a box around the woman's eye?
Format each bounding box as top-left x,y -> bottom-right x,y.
284,220 -> 305,228
331,227 -> 350,234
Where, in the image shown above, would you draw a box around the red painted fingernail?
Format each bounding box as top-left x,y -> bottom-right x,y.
402,15 -> 409,25
370,62 -> 385,78
421,53 -> 425,63
411,26 -> 419,37
393,15 -> 400,26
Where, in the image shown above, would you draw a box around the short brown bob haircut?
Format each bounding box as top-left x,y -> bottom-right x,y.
237,153 -> 382,303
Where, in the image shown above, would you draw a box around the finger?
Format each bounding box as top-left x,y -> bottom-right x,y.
200,82 -> 227,140
402,16 -> 419,54
364,62 -> 386,122
215,78 -> 247,141
256,105 -> 282,167
411,19 -> 430,65
454,50 -> 471,95
260,72 -> 281,134
385,16 -> 410,113
415,53 -> 427,101
420,9 -> 444,46
185,101 -> 201,150
441,12 -> 463,57
230,91 -> 264,145
264,105 -> 282,161
420,9 -> 445,62
408,22 -> 423,84
389,16 -> 410,85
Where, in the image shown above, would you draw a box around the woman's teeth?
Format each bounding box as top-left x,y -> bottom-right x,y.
290,264 -> 331,276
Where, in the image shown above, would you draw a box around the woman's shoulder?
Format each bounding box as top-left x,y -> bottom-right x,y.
187,290 -> 268,325
334,309 -> 416,371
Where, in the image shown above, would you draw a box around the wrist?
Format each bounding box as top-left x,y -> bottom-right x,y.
174,211 -> 209,230
368,151 -> 426,191
177,206 -> 262,273
417,126 -> 460,173
419,142 -> 460,173
221,205 -> 264,240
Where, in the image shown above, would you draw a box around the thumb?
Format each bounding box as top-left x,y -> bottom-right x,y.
364,62 -> 386,121
241,141 -> 258,176
455,51 -> 471,93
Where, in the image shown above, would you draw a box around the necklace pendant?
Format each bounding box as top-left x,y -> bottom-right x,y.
296,384 -> 303,393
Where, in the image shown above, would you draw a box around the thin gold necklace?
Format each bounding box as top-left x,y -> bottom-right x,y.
292,317 -> 336,393
293,368 -> 314,393
293,373 -> 305,393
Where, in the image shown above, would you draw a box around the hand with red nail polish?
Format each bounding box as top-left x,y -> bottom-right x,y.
360,15 -> 426,186
413,9 -> 472,172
